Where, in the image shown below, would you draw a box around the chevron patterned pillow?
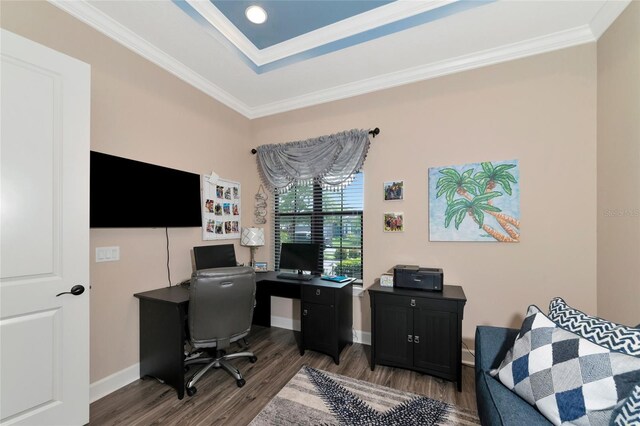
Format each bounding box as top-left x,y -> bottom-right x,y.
548,297 -> 640,357
611,384 -> 640,426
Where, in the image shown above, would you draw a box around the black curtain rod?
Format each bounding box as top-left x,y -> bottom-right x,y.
250,127 -> 380,154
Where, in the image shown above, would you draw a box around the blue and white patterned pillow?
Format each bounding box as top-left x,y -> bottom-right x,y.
548,297 -> 640,357
490,305 -> 640,425
611,384 -> 640,426
548,298 -> 640,424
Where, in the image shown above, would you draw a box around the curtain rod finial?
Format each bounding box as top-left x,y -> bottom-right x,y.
251,148 -> 257,154
369,127 -> 380,138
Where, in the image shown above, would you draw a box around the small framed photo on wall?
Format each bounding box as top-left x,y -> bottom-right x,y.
384,181 -> 403,201
384,212 -> 404,232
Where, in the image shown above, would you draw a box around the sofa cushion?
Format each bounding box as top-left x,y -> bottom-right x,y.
548,297 -> 640,357
477,370 -> 553,425
475,326 -> 521,372
490,305 -> 640,425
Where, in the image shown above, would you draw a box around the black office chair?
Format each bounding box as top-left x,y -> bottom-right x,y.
184,266 -> 257,396
193,244 -> 237,270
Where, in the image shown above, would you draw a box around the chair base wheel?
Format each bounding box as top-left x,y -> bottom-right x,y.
249,356 -> 257,363
186,386 -> 197,397
236,379 -> 245,388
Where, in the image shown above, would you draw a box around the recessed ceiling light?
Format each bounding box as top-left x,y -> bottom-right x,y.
245,5 -> 267,24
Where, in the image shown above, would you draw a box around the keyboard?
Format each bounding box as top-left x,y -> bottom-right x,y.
277,272 -> 313,281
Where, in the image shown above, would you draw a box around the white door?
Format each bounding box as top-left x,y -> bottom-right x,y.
0,29 -> 90,425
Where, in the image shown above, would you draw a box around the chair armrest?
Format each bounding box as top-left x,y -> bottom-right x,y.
475,326 -> 519,372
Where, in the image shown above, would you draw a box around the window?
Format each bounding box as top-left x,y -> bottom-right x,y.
274,173 -> 364,280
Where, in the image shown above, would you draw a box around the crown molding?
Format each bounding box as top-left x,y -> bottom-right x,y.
264,0 -> 455,64
184,0 -> 261,62
187,0 -> 456,67
47,0 -> 621,121
248,25 -> 596,118
48,0 -> 252,118
588,0 -> 630,39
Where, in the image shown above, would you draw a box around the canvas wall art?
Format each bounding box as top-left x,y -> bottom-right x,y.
429,160 -> 520,242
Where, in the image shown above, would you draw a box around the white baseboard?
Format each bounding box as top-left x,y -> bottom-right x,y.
91,323 -> 472,403
270,315 -> 371,345
270,315 -> 301,331
90,318 -> 361,402
90,363 -> 139,403
462,348 -> 476,367
268,318 -> 470,365
353,329 -> 371,345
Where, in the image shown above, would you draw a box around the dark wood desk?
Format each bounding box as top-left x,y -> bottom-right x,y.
134,272 -> 353,399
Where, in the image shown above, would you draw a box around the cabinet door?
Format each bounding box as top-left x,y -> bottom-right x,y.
302,302 -> 335,353
374,295 -> 413,366
413,307 -> 457,374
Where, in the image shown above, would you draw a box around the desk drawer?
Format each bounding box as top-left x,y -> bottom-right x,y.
302,285 -> 334,305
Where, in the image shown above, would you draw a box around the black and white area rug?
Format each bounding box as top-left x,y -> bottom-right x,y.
249,366 -> 480,425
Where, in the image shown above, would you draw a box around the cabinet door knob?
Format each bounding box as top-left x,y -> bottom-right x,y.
303,309 -> 308,316
410,299 -> 416,307
414,335 -> 420,344
316,289 -> 321,296
407,334 -> 413,343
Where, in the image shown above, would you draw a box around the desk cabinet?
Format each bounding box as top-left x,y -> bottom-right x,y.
369,284 -> 466,391
134,287 -> 189,399
301,282 -> 353,364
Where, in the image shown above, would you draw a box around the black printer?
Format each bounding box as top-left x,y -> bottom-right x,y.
393,265 -> 443,292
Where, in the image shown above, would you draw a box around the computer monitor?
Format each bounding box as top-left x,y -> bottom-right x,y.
278,243 -> 320,274
193,244 -> 237,270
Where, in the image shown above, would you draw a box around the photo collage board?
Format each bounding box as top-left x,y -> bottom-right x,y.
202,175 -> 241,240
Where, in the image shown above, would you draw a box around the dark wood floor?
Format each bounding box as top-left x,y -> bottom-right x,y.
91,326 -> 477,425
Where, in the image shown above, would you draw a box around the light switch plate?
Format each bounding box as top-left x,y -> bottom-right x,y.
96,246 -> 120,262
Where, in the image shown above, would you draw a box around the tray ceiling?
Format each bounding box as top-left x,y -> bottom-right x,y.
50,0 -> 629,118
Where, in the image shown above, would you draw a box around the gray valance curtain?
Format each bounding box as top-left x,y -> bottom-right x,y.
255,129 -> 371,193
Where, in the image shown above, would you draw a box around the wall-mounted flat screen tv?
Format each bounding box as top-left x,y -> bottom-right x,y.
90,151 -> 202,228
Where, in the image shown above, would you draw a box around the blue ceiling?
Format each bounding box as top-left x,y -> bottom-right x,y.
174,0 -> 493,74
211,1 -> 394,49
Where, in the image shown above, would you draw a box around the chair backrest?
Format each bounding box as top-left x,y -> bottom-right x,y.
188,266 -> 256,349
193,244 -> 237,270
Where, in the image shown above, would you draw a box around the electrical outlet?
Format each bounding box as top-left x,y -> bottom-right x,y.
96,246 -> 120,262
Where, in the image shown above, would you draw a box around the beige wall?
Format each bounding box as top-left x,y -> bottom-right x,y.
596,2 -> 640,326
1,1 -> 257,382
3,0 -> 616,385
253,44 -> 599,345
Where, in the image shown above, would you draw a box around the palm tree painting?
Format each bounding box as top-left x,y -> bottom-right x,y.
429,160 -> 520,242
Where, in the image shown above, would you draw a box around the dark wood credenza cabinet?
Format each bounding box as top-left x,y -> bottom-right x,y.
368,284 -> 466,391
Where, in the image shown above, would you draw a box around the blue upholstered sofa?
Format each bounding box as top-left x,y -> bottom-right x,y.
475,326 -> 552,425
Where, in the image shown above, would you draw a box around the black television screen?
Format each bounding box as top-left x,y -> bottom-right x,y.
278,243 -> 320,273
90,151 -> 202,228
